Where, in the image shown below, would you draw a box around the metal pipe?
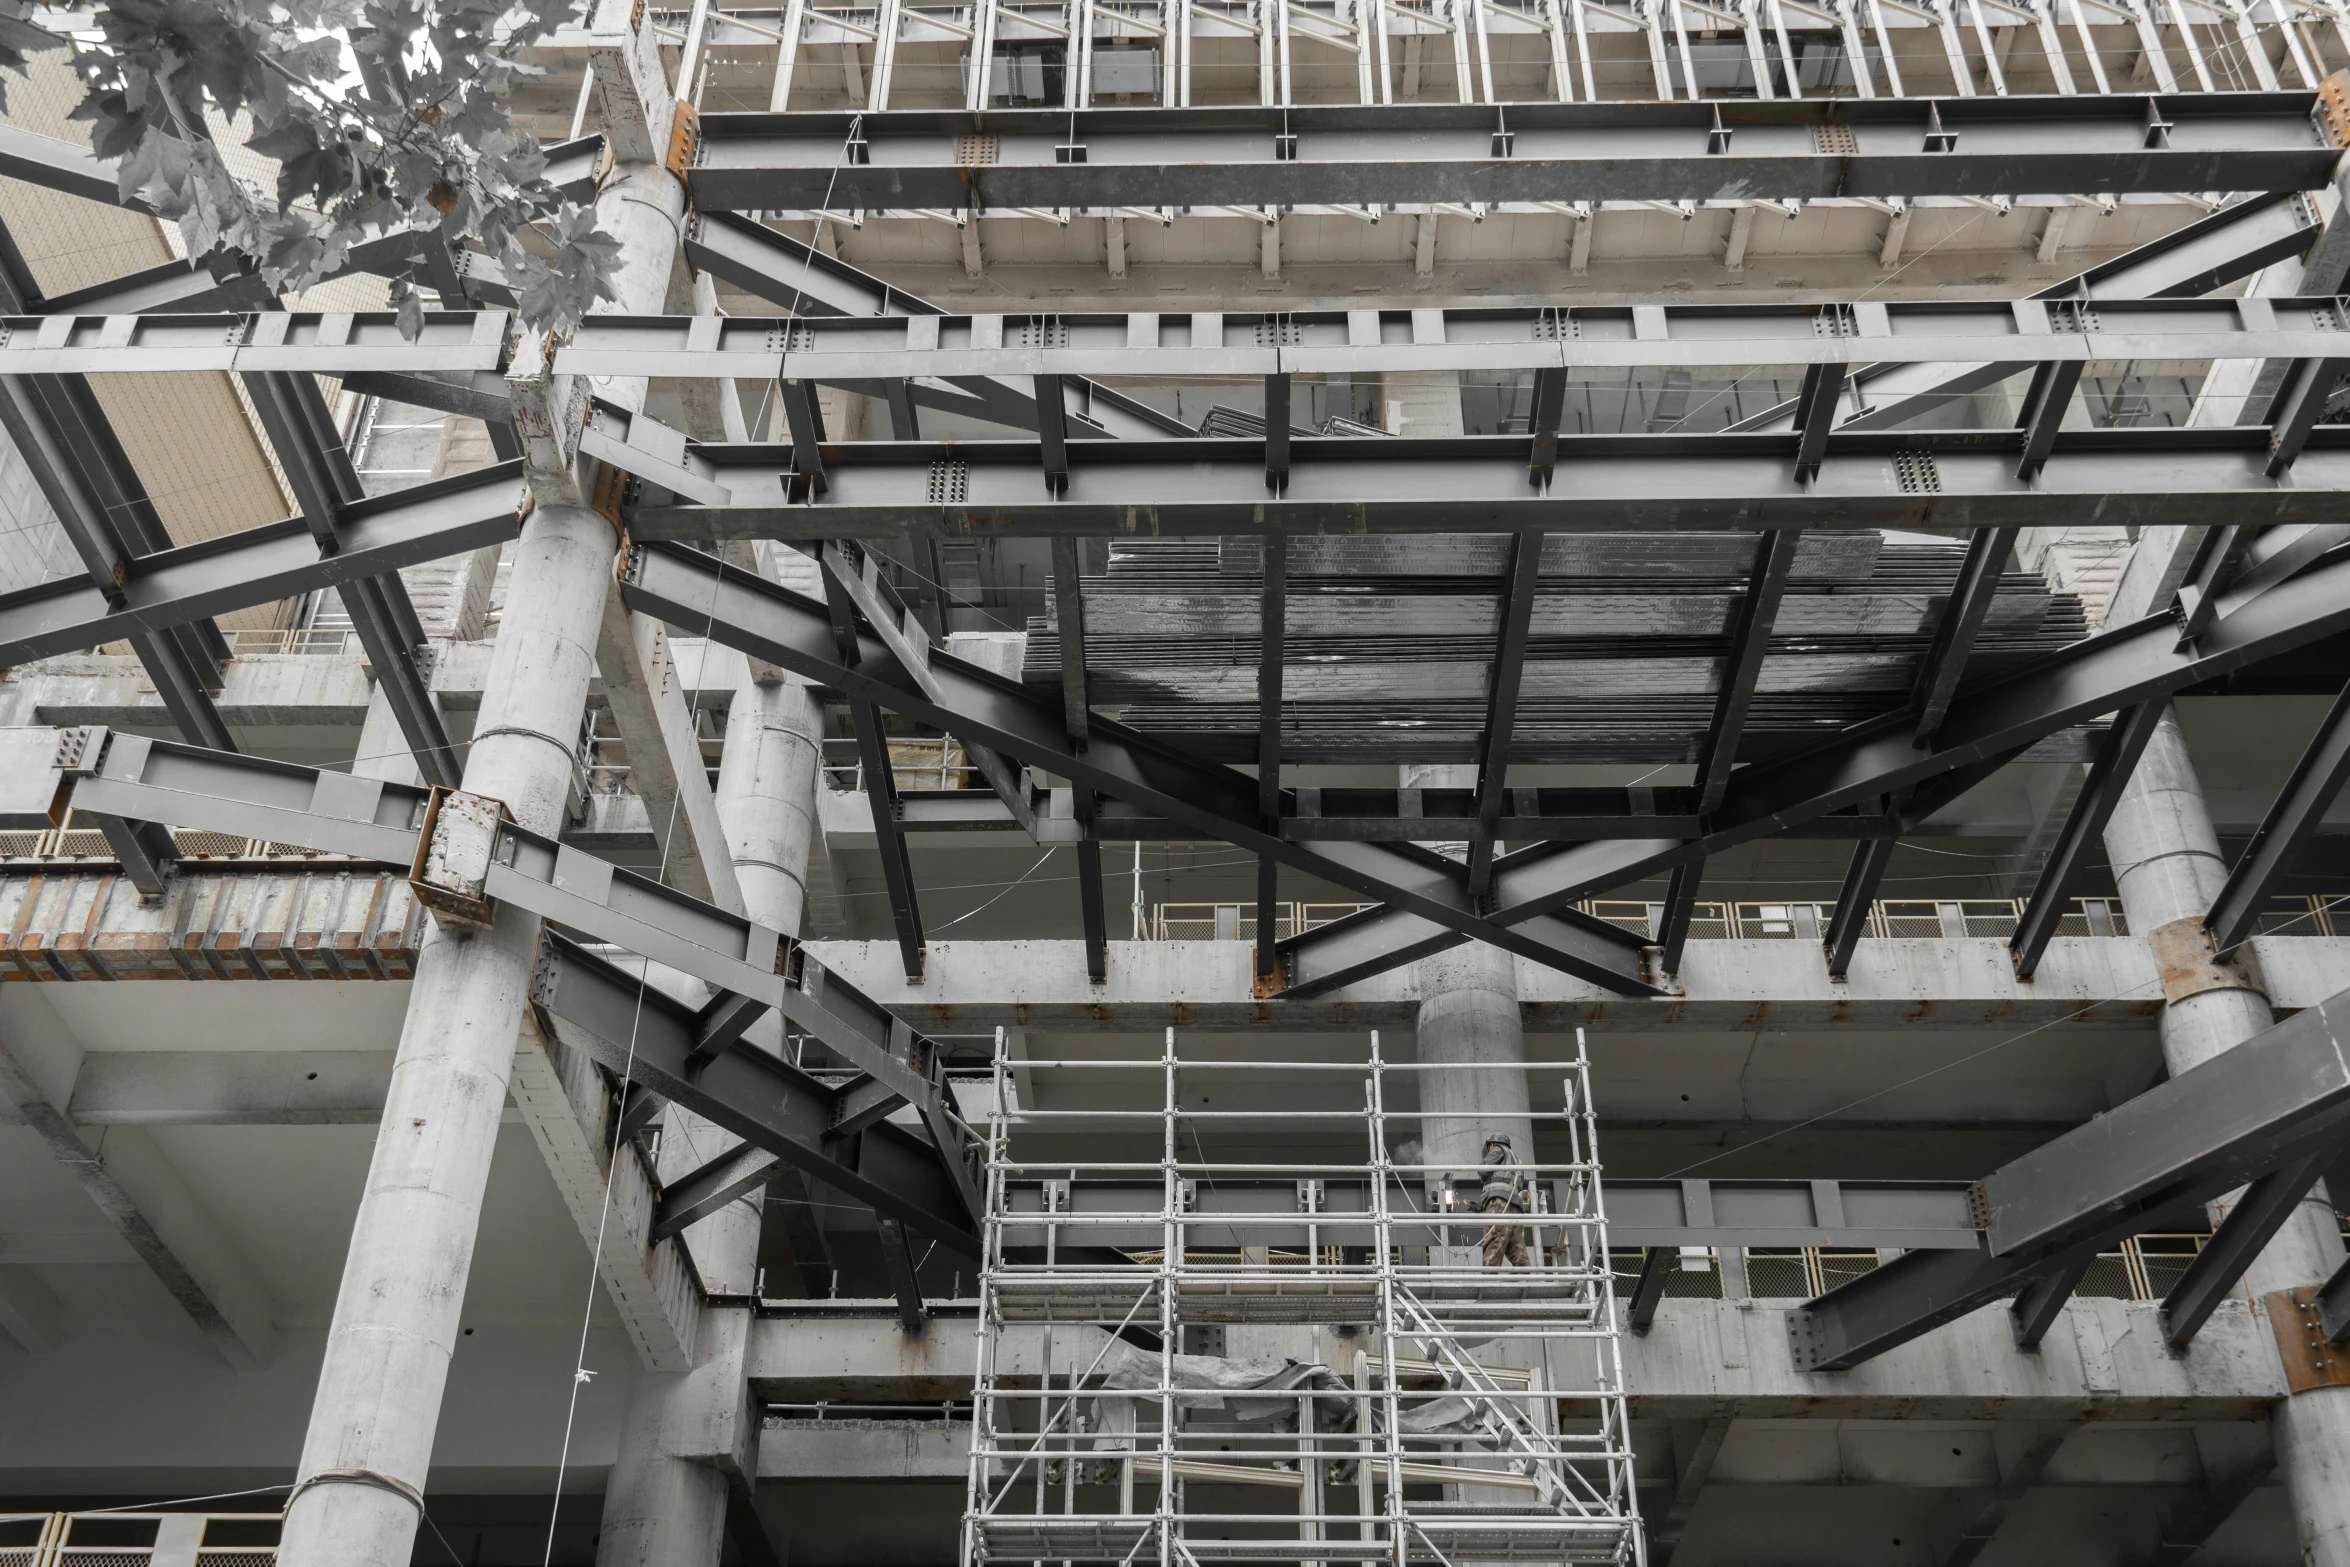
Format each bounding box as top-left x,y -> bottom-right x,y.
2101,704 -> 2350,1567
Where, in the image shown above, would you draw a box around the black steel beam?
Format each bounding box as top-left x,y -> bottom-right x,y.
120,629 -> 237,753
620,542 -> 1657,995
2009,700 -> 2167,979
2171,522 -> 2250,644
1791,363 -> 1843,482
817,540 -> 1035,838
683,209 -> 1192,441
1053,536 -> 1104,980
1733,191 -> 2324,436
1823,830 -> 1898,980
876,1214 -> 929,1334
860,780 -> 2115,845
2207,682 -> 2350,953
0,217 -> 240,751
1467,532 -> 1541,900
821,556 -> 927,980
1911,527 -> 2018,745
623,426 -> 2350,541
1075,803 -> 1108,983
2158,1145 -> 2339,1351
2013,359 -> 2086,479
1528,367 -> 1566,485
1264,372 -> 1291,490
40,256 -> 272,316
781,378 -> 828,493
618,1083 -> 664,1144
63,733 -> 974,1198
684,95 -> 2345,213
1694,531 -> 1802,814
830,1073 -> 912,1138
530,932 -> 982,1256
1789,1192 -> 2205,1372
1274,543 -> 2350,995
1654,860 -> 1702,979
650,1141 -> 781,1243
91,810 -> 179,899
1627,1246 -> 1673,1336
2205,519 -> 2350,608
1791,986 -> 2350,1370
688,208 -> 943,319
0,463 -> 525,666
1256,534 -> 1285,981
2007,1254 -> 2092,1350
239,367 -> 461,787
1034,376 -> 1070,494
2265,356 -> 2350,475
2320,1255 -> 2350,1344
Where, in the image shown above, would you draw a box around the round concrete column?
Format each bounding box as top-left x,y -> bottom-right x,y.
279,499 -> 619,1567
715,675 -> 822,935
594,662 -> 825,1567
1414,941 -> 1533,1177
2102,705 -> 2350,1566
1399,763 -> 1533,1185
283,112 -> 697,1567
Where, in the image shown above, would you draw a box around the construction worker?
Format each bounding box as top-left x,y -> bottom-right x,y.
1478,1133 -> 1531,1268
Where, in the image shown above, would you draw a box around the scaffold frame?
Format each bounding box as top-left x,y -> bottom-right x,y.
963,1026 -> 1644,1567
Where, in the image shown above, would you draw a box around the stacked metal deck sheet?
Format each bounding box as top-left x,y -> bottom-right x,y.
1024,532 -> 2092,766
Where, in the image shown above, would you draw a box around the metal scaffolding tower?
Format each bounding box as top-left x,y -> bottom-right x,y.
963,1028 -> 1643,1566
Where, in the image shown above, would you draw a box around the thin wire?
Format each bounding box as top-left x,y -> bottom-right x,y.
80,1480 -> 466,1562
538,688 -> 693,1567
927,846 -> 1063,932
80,1484 -> 294,1514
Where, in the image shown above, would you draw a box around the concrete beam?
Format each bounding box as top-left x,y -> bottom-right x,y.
1933,1422 -> 2071,1566
1,639 -> 751,739
0,1265 -> 64,1352
0,994 -> 275,1366
8,871 -> 2347,1030
594,603 -> 744,913
746,1296 -> 2287,1420
750,1409 -> 2270,1494
61,1050 -> 393,1124
0,869 -> 427,983
797,936 -> 2350,1032
507,1009 -> 699,1373
1625,1296 -> 2283,1421
758,1417 -> 969,1480
1652,1414 -> 1732,1562
1681,1419 -> 2237,1491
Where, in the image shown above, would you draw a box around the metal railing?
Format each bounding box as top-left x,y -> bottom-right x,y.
1584,896 -> 2130,942
1149,901 -> 1379,941
821,735 -> 980,793
1144,896 -> 2168,943
0,812 -> 352,866
0,1512 -> 280,1566
1611,1233 -> 2226,1304
692,0 -> 2345,120
224,627 -> 362,657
